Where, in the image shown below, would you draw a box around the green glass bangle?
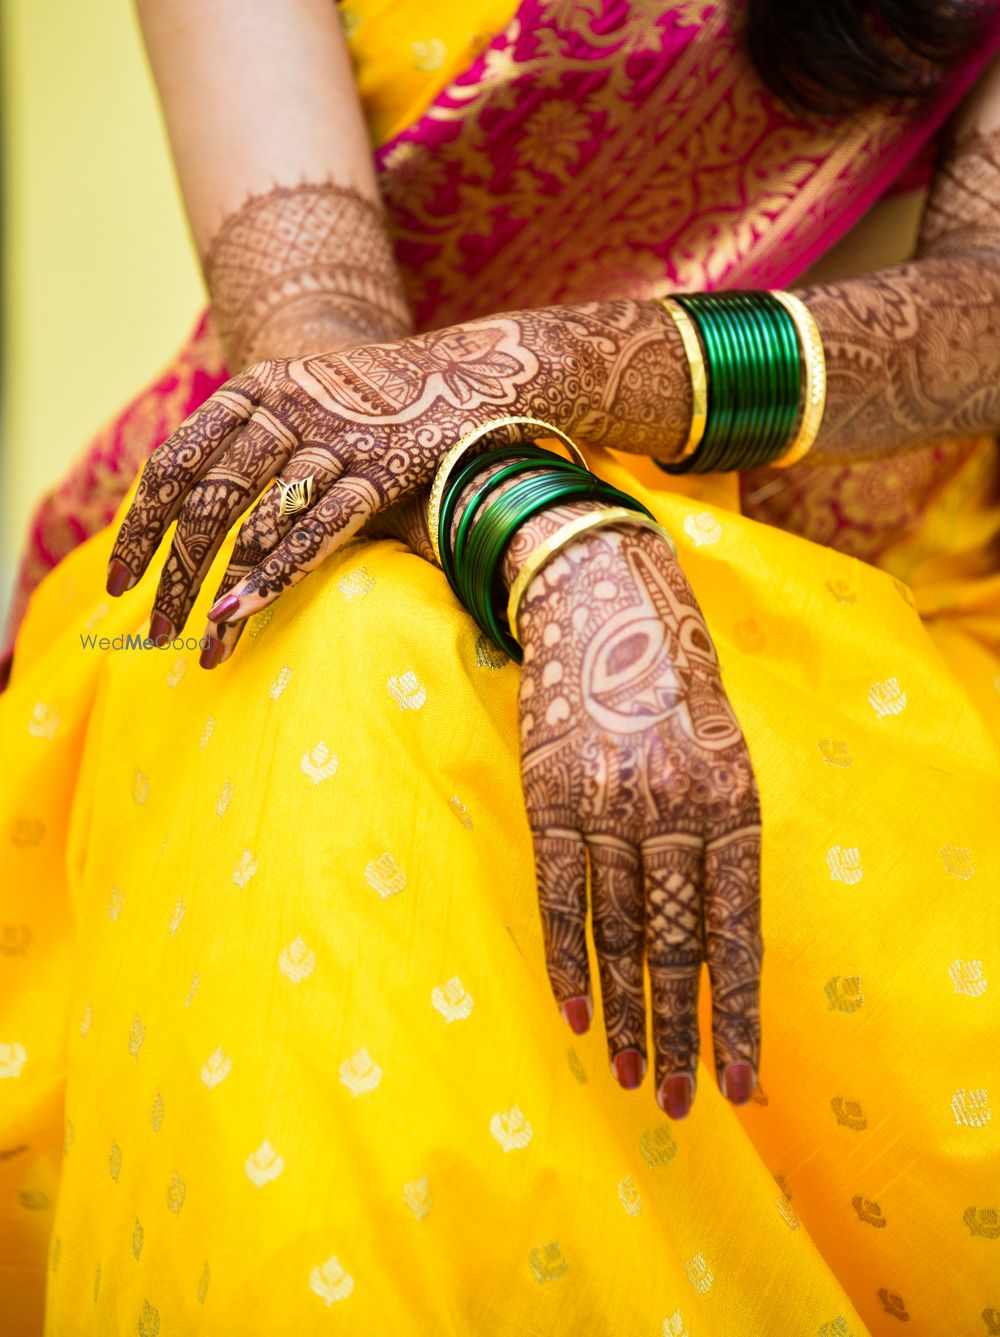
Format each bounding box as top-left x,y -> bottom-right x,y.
438,444 -> 578,588
661,290 -> 804,474
453,473 -> 653,660
451,457 -> 587,585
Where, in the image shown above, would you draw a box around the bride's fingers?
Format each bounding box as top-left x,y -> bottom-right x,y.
531,826 -> 592,1035
199,449 -> 346,667
643,831 -> 705,1120
205,472 -> 386,624
106,384 -> 255,594
587,834 -> 647,1090
146,415 -> 299,641
703,820 -> 763,1107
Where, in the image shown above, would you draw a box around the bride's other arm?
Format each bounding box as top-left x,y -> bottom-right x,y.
134,0 -> 410,373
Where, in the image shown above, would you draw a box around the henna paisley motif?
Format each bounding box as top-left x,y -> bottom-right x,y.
507,514 -> 762,1115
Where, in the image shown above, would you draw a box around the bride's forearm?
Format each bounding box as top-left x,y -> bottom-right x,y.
795,127 -> 1000,464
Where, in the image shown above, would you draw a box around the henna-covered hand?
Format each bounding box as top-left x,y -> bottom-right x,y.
104,300 -> 691,659
509,518 -> 762,1117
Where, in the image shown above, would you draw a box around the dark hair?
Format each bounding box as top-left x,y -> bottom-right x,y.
744,0 -> 995,113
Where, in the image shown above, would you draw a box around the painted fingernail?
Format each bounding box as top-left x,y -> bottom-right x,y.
660,1073 -> 693,1120
106,559 -> 133,597
723,1062 -> 755,1105
199,637 -> 225,670
208,592 -> 240,622
560,996 -> 591,1035
149,613 -> 173,647
614,1048 -> 644,1090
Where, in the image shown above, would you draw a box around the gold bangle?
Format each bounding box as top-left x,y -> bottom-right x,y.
654,297 -> 708,463
768,290 -> 826,468
426,416 -> 587,566
506,507 -> 677,646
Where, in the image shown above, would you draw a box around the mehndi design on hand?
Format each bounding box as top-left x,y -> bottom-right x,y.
510,518 -> 762,1117
203,181 -> 411,372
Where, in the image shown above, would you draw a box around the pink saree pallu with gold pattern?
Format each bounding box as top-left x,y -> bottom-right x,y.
2,3 -> 1000,1335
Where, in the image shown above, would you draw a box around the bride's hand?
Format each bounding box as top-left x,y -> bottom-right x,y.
103,300 -> 689,656
512,521 -> 762,1118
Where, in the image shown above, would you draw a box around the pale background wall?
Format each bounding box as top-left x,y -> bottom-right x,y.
1,0 -> 202,628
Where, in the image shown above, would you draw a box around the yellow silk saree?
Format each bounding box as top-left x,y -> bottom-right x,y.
2,3 -> 1000,1334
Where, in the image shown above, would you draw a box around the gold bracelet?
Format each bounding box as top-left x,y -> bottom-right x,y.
654,297 -> 708,463
768,290 -> 826,468
426,416 -> 588,566
506,507 -> 677,646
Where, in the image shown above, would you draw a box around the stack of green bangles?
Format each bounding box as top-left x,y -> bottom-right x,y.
436,442 -> 655,662
656,289 -> 825,474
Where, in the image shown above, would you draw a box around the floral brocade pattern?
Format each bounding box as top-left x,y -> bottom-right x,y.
372,0 -> 989,327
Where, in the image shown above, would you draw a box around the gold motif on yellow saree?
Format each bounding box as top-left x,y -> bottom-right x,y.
432,976 -> 474,1022
877,1290 -> 910,1322
151,1091 -> 164,1131
640,1124 -> 678,1167
132,769 -> 151,805
949,959 -> 987,996
269,666 -> 293,700
309,1256 -> 356,1305
528,1241 -> 567,1282
830,1098 -> 867,1131
826,846 -> 863,886
337,566 -> 376,599
200,1047 -> 233,1089
168,897 -> 186,935
491,1104 -> 533,1152
403,1176 -> 433,1221
825,976 -> 864,1013
340,1047 -> 383,1096
132,1217 -> 144,1261
617,1176 -> 642,1216
684,1253 -> 713,1294
301,741 -> 339,785
232,848 -> 257,888
128,1016 -> 145,1058
108,885 -> 124,922
867,678 -> 907,718
951,1088 -> 991,1128
27,703 -> 60,741
245,1140 -> 285,1187
448,795 -> 473,829
279,937 -> 316,984
167,1172 -> 186,1216
365,852 -> 407,899
388,669 -> 427,710
776,1196 -> 799,1231
109,1139 -> 122,1181
818,739 -> 852,767
940,843 -> 975,880
963,1206 -> 1000,1239
663,1310 -> 690,1337
851,1196 -> 887,1228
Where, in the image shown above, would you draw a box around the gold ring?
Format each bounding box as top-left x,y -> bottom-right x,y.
655,297 -> 708,464
426,416 -> 587,566
768,290 -> 826,468
276,475 -> 316,519
506,507 -> 677,646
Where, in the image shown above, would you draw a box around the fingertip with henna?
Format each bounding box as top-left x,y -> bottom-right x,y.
208,592 -> 241,622
659,1072 -> 694,1119
560,996 -> 591,1035
722,1061 -> 755,1105
149,613 -> 173,647
199,637 -> 226,670
614,1048 -> 645,1090
106,559 -> 133,597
